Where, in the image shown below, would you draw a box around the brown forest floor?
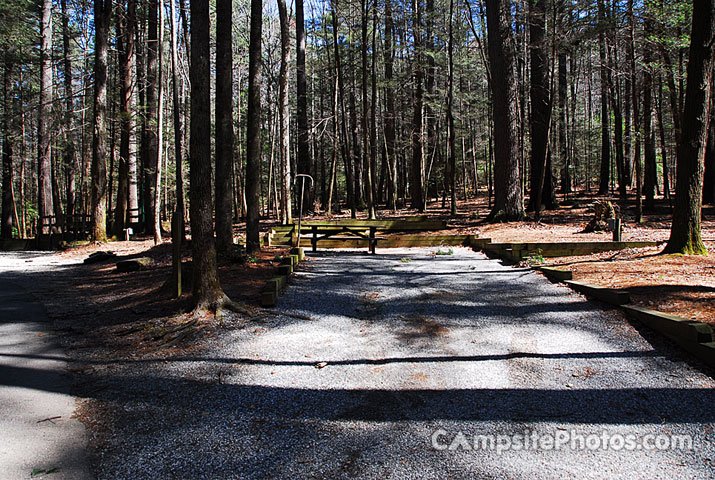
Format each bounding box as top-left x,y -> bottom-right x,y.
40,190 -> 714,361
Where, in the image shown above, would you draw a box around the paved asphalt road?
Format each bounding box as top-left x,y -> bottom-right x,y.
0,276 -> 92,479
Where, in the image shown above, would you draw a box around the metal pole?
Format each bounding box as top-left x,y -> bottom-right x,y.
295,174 -> 314,247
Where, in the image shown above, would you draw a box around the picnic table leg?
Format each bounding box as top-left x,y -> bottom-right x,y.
370,226 -> 376,254
311,226 -> 317,252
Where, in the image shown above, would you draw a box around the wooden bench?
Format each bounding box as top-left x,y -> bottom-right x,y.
302,224 -> 384,254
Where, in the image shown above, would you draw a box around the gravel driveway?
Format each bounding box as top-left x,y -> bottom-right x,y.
75,246 -> 714,479
4,247 -> 715,479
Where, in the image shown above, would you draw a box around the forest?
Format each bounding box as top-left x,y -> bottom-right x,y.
0,0 -> 714,304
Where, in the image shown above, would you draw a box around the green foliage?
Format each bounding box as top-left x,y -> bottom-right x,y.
400,257 -> 412,263
434,248 -> 454,256
525,249 -> 545,265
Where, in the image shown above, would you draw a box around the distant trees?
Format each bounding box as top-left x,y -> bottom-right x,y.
0,0 -> 712,263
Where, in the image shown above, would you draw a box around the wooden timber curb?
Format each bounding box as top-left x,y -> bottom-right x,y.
260,247 -> 305,308
523,260 -> 715,369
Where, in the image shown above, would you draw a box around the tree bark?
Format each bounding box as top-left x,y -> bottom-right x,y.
143,0 -> 159,238
169,0 -> 185,241
2,60 -> 13,239
245,0 -> 262,254
296,0 -> 311,210
383,0 -> 397,210
486,0 -> 523,220
664,0 -> 714,255
190,0 -> 225,308
277,0 -> 292,223
115,0 -> 137,236
447,0 -> 456,215
642,8 -> 657,210
38,0 -> 54,232
527,0 -> 551,215
60,0 -> 78,221
215,0 -> 235,253
597,0 -> 610,195
90,0 -> 111,241
410,0 -> 424,211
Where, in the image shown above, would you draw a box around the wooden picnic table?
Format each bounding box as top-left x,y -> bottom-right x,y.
302,224 -> 383,254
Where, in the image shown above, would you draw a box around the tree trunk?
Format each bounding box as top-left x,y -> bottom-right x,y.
360,0 -> 375,219
90,0 -> 111,241
642,10 -> 657,210
597,0 -> 610,195
115,0 -> 136,236
2,60 -> 13,239
245,0 -> 262,254
190,0 -> 225,308
169,0 -> 185,241
384,0 -> 397,210
486,0 -> 523,220
296,0 -> 311,210
143,0 -> 159,238
38,0 -> 54,232
447,0 -> 456,215
215,0 -> 234,253
558,52 -> 571,194
277,0 -> 292,223
527,0 -> 551,215
60,0 -> 78,221
629,0 -> 642,222
331,0 -> 354,217
410,0 -> 424,211
664,0 -> 714,255
703,86 -> 714,204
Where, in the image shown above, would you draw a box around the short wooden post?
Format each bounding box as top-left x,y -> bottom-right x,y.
311,225 -> 318,252
172,211 -> 182,298
369,226 -> 376,254
613,218 -> 622,242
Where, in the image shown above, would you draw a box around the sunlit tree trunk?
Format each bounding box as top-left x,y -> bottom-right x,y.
90,0 -> 111,241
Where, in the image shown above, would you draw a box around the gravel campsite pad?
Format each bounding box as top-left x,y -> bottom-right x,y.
69,246 -> 714,479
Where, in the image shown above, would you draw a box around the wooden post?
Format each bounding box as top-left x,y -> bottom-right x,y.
172,210 -> 182,298
613,218 -> 622,242
370,226 -> 376,254
311,225 -> 317,252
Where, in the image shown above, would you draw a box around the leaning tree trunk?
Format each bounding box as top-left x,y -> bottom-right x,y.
90,0 -> 112,241
664,0 -> 715,255
245,0 -> 263,254
486,0 -> 523,220
38,0 -> 54,232
215,0 -> 234,253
